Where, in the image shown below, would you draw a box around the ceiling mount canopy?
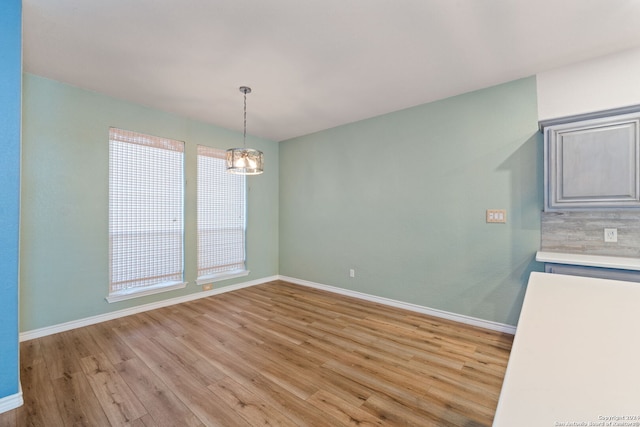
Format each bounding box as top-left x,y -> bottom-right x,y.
226,86 -> 264,175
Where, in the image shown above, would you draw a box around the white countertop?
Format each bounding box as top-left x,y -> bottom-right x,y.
493,272 -> 640,426
536,250 -> 640,271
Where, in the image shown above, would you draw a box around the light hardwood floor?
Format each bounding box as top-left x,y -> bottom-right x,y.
0,280 -> 513,426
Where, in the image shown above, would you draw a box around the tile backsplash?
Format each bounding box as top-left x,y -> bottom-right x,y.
541,211 -> 640,257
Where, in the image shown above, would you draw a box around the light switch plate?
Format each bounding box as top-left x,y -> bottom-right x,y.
486,209 -> 507,223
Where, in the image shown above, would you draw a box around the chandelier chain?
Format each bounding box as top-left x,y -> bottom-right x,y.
243,89 -> 247,148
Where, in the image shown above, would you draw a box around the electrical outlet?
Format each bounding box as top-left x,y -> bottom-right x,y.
349,269 -> 355,278
604,228 -> 618,243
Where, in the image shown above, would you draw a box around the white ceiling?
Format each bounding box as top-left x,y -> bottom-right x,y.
23,0 -> 640,141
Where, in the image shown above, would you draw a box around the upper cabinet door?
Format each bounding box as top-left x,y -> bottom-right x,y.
544,112 -> 640,211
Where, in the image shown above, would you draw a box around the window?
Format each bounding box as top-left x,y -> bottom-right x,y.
108,128 -> 185,302
196,145 -> 248,284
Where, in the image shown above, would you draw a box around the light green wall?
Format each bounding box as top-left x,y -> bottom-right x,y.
22,73 -> 541,331
20,74 -> 279,331
279,77 -> 543,326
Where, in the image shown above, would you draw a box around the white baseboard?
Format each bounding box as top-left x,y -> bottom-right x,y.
19,275 -> 279,342
278,275 -> 517,335
19,273 -> 515,341
0,385 -> 23,414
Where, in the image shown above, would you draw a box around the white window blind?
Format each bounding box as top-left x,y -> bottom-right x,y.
197,145 -> 247,282
109,128 -> 185,300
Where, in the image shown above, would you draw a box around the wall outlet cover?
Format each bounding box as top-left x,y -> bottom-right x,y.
604,228 -> 618,243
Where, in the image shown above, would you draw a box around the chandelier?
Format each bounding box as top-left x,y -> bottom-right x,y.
226,86 -> 264,175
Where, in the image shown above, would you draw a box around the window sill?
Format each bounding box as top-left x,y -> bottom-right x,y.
196,270 -> 250,286
106,281 -> 187,303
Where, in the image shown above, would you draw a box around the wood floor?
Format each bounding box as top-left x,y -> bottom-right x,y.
0,280 -> 513,427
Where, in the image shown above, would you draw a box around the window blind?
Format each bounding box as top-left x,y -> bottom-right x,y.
109,128 -> 185,296
197,145 -> 247,280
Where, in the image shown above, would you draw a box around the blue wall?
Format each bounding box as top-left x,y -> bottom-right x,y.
0,0 -> 22,402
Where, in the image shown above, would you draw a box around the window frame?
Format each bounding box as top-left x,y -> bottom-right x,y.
196,145 -> 249,286
107,127 -> 186,303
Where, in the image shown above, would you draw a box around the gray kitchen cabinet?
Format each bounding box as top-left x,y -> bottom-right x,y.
544,262 -> 640,282
543,110 -> 640,211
